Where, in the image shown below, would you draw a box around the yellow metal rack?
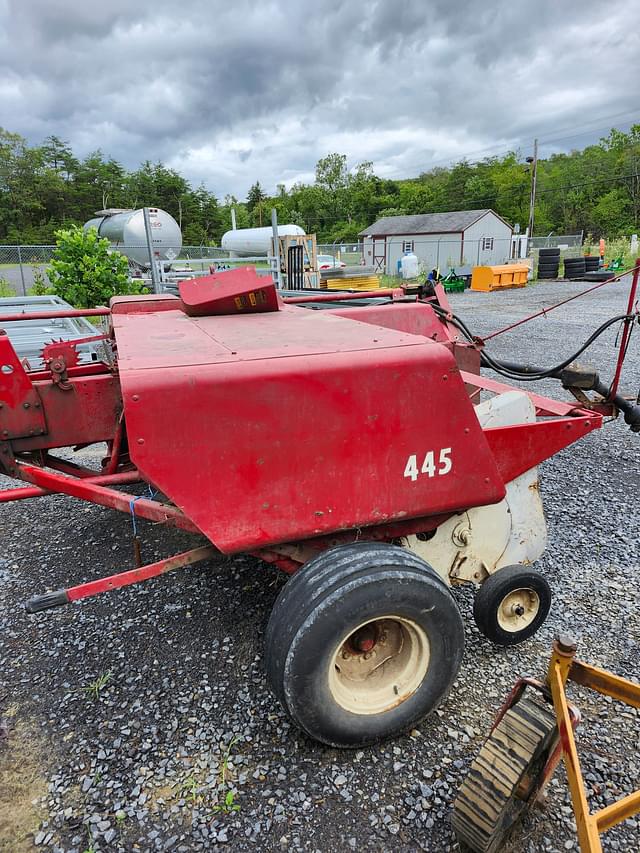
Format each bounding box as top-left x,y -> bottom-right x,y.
453,635 -> 640,852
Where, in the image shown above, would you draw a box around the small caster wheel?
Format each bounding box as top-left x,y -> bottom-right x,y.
473,565 -> 551,646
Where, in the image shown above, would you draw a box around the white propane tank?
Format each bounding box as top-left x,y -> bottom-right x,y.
221,224 -> 305,257
83,208 -> 182,267
401,252 -> 419,280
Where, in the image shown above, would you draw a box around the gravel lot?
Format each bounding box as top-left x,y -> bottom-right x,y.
1,279 -> 639,853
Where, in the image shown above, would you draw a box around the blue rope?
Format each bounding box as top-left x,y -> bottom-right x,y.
129,485 -> 158,536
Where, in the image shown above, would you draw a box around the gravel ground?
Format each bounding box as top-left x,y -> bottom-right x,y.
1,280 -> 639,853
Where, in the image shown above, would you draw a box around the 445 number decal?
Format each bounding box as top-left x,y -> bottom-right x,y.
403,448 -> 452,482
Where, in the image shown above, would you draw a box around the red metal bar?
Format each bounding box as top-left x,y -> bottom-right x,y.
15,463 -> 200,533
283,288 -> 404,304
67,544 -> 216,601
459,370 -> 589,417
25,545 -> 217,612
606,257 -> 640,399
483,264 -> 639,342
26,363 -> 111,381
45,332 -> 109,347
252,549 -> 301,574
103,413 -> 124,474
0,307 -> 111,322
0,470 -> 141,502
42,453 -> 98,478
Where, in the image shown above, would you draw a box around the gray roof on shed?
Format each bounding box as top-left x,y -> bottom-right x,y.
359,209 -> 509,236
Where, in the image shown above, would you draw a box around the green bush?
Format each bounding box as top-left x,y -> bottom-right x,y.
0,277 -> 15,297
28,268 -> 53,296
48,226 -> 133,308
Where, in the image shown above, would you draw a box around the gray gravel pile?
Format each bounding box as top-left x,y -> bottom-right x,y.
1,280 -> 639,852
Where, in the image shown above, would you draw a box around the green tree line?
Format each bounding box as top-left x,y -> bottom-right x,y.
1,125 -> 638,245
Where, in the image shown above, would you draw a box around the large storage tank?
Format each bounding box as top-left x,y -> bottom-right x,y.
83,208 -> 182,267
221,224 -> 305,257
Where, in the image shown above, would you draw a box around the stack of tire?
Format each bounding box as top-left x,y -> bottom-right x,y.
584,255 -> 600,272
537,248 -> 560,279
563,256 -> 587,280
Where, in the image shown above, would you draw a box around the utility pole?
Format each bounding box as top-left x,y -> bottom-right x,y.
526,138 -> 538,239
270,207 -> 282,290
143,207 -> 161,294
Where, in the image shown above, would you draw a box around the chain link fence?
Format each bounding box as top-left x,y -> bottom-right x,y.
320,235 -> 594,277
528,234 -> 584,249
317,244 -> 364,266
0,232 -> 626,295
0,244 -> 258,295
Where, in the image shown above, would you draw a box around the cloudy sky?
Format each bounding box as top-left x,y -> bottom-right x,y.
1,0 -> 639,199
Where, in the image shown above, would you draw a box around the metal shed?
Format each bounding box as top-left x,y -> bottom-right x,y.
359,209 -> 513,276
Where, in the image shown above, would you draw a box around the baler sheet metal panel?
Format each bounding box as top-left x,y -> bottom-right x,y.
113,304 -> 506,553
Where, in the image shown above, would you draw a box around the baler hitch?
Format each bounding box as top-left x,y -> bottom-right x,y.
496,360 -> 640,432
25,545 -> 217,613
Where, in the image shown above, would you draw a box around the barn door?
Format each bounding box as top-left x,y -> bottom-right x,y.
373,238 -> 386,272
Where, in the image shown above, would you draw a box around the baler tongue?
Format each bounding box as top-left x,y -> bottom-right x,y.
179,267 -> 280,316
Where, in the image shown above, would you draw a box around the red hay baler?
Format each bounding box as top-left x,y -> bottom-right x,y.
1,265 -> 638,747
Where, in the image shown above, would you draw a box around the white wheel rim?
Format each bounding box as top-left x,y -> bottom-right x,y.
328,616 -> 430,715
497,588 -> 540,632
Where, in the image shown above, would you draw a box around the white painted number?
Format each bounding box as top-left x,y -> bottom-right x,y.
421,451 -> 436,477
403,448 -> 452,482
439,447 -> 452,475
403,455 -> 419,482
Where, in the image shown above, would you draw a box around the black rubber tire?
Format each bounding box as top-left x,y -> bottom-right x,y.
264,542 -> 464,747
538,247 -> 560,258
537,264 -> 559,274
584,256 -> 600,271
452,696 -> 558,852
473,565 -> 551,646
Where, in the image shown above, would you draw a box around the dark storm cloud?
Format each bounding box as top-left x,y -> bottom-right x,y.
1,0 -> 639,198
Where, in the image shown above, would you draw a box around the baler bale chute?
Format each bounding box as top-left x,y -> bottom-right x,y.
0,262 -> 639,748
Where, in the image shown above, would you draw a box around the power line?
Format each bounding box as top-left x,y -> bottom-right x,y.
536,111 -> 640,147
380,110 -> 640,181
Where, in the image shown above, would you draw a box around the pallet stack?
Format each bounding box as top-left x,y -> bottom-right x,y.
320,268 -> 381,291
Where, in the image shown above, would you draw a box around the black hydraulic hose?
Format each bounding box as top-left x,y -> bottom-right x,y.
429,302 -> 640,431
498,360 -> 640,432
480,314 -> 632,381
431,302 -> 635,381
593,379 -> 640,432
